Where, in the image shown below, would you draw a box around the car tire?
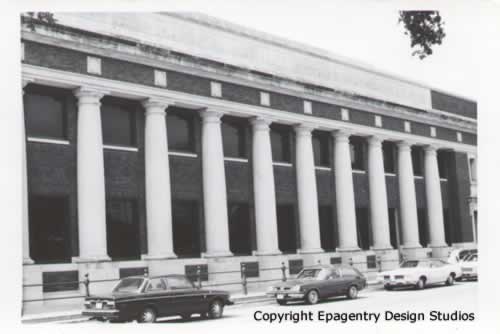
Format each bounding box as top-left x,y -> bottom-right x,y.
384,285 -> 393,291
347,285 -> 358,299
445,274 -> 455,286
138,307 -> 157,323
305,290 -> 319,305
415,277 -> 426,290
277,300 -> 287,306
208,299 -> 224,319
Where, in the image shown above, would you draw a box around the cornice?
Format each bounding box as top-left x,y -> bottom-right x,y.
21,24 -> 476,133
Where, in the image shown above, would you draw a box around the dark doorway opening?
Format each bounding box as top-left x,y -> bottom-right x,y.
356,208 -> 371,250
276,204 -> 297,253
106,199 -> 141,261
443,208 -> 452,246
29,195 -> 71,263
318,205 -> 336,251
172,200 -> 201,258
228,203 -> 252,255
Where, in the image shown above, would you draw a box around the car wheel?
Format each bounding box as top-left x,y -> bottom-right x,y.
347,285 -> 358,299
384,285 -> 393,291
305,290 -> 319,305
138,307 -> 157,323
445,274 -> 455,286
277,300 -> 287,306
415,277 -> 426,290
208,299 -> 224,319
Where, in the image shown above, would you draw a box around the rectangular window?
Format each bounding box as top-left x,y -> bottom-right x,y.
270,124 -> 292,163
355,208 -> 371,250
312,131 -> 330,167
172,200 -> 201,258
167,107 -> 196,153
276,204 -> 297,253
412,147 -> 424,176
24,84 -> 68,140
228,203 -> 252,255
350,136 -> 365,171
101,97 -> 137,147
417,208 -> 428,247
469,157 -> 477,182
222,116 -> 247,158
29,195 -> 71,263
437,151 -> 449,179
106,198 -> 141,260
388,208 -> 399,249
318,205 -> 336,251
383,141 -> 396,174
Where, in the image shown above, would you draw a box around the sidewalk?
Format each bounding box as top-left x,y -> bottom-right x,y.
22,280 -> 382,324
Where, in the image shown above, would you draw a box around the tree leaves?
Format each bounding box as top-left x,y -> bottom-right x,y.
398,11 -> 446,60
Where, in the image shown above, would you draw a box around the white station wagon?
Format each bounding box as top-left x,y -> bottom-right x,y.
378,259 -> 461,290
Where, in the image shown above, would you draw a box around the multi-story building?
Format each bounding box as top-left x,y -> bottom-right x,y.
21,13 -> 477,309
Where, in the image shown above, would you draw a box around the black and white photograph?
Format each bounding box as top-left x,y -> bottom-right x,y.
1,0 -> 499,333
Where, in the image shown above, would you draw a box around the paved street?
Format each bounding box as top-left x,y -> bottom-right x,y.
84,281 -> 477,328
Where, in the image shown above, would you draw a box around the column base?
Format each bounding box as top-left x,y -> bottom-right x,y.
142,253 -> 177,261
429,245 -> 450,260
401,243 -> 422,250
23,257 -> 34,265
336,246 -> 361,253
370,245 -> 394,252
253,250 -> 282,256
202,251 -> 233,258
298,248 -> 324,255
72,255 -> 111,263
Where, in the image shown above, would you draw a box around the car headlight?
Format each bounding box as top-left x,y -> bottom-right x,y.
290,285 -> 301,292
266,286 -> 275,293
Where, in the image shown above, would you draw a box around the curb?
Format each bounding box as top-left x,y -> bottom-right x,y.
22,282 -> 383,323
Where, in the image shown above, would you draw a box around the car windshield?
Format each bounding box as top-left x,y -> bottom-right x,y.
400,260 -> 420,268
465,254 -> 478,262
297,269 -> 322,279
112,278 -> 145,293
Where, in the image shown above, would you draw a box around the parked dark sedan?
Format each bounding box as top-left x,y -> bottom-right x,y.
267,265 -> 366,305
82,274 -> 233,323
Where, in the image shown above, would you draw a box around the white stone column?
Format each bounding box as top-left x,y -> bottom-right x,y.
142,99 -> 176,260
333,130 -> 359,251
397,141 -> 421,249
367,136 -> 392,250
424,145 -> 447,248
22,80 -> 34,264
201,109 -> 232,257
251,117 -> 281,255
74,87 -> 110,262
295,124 -> 323,253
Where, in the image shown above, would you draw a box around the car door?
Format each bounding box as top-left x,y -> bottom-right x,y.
317,268 -> 338,297
428,260 -> 446,283
326,269 -> 344,296
142,277 -> 170,317
337,268 -> 355,293
164,276 -> 204,315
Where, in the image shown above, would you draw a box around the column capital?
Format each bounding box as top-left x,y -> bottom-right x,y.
396,140 -> 417,151
250,116 -> 273,130
294,123 -> 315,136
367,135 -> 386,147
74,86 -> 106,105
423,144 -> 440,154
200,108 -> 224,123
332,129 -> 352,142
142,98 -> 173,116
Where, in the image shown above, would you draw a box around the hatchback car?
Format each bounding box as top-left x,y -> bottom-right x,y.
266,265 -> 366,305
82,274 -> 233,323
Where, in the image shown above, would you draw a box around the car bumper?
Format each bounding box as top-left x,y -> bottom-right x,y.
266,292 -> 305,301
461,272 -> 478,279
82,309 -> 121,319
383,279 -> 418,287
